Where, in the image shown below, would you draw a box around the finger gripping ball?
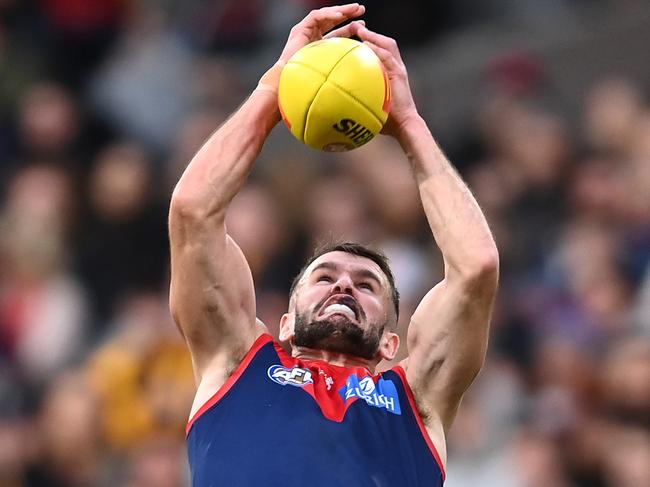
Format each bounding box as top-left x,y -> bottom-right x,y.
278,37 -> 391,152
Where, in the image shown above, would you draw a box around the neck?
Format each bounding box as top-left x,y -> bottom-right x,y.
292,346 -> 377,371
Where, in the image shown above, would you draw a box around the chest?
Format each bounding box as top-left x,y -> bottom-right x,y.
264,360 -> 403,422
187,343 -> 445,486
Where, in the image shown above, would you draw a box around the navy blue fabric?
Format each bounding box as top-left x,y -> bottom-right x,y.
187,340 -> 444,487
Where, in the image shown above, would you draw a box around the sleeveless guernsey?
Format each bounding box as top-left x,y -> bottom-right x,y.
187,334 -> 445,486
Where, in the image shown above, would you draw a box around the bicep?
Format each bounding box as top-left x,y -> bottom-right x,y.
169,214 -> 259,374
404,274 -> 497,430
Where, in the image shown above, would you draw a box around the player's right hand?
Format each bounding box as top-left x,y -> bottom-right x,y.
355,26 -> 419,140
278,3 -> 366,65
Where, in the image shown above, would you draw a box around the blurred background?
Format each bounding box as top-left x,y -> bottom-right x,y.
1,0 -> 649,486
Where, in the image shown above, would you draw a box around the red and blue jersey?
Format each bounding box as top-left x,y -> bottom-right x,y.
187,334 -> 445,486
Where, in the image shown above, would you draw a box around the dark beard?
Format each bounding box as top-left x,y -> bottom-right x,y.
293,312 -> 385,360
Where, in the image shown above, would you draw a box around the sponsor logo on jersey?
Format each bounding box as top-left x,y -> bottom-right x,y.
267,365 -> 314,387
339,374 -> 401,415
319,369 -> 334,390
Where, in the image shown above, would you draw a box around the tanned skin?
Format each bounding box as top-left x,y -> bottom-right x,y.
169,3 -> 498,467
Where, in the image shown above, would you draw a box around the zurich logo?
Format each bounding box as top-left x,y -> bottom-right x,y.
268,365 -> 314,387
358,376 -> 376,395
339,374 -> 401,415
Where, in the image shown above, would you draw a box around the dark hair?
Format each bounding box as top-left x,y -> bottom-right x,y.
289,241 -> 400,320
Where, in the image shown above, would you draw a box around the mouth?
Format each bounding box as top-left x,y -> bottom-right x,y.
318,295 -> 360,321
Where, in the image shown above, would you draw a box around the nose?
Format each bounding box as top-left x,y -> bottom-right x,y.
333,273 -> 354,294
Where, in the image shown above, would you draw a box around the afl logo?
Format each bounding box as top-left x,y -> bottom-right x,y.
267,365 -> 314,387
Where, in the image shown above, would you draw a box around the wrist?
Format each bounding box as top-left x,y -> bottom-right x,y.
256,60 -> 285,94
252,61 -> 285,125
393,114 -> 445,181
394,112 -> 427,147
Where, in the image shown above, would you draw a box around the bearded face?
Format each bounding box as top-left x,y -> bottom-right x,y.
293,304 -> 386,360
283,251 -> 398,362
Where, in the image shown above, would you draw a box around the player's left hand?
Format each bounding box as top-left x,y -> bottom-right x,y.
354,26 -> 419,138
278,3 -> 366,65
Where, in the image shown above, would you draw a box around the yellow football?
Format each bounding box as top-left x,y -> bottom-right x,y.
278,37 -> 391,152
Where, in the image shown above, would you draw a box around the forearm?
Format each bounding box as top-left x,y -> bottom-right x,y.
171,81 -> 281,220
397,115 -> 498,278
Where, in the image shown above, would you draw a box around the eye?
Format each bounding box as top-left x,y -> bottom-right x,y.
358,282 -> 374,292
316,275 -> 333,283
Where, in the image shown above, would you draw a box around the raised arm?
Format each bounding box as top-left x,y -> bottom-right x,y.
169,4 -> 366,379
357,27 -> 499,432
397,117 -> 499,430
169,88 -> 278,376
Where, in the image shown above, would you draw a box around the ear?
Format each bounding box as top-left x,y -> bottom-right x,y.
378,330 -> 400,362
279,312 -> 296,343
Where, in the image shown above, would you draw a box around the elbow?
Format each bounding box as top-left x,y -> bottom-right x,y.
168,191 -> 225,246
169,188 -> 201,220
473,247 -> 499,288
455,244 -> 500,289
476,245 -> 499,279
169,186 -> 225,224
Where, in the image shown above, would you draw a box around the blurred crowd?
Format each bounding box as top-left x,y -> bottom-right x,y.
1,1 -> 649,486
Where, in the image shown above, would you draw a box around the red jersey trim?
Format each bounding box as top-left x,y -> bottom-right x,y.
392,365 -> 446,480
186,333 -> 273,436
271,342 -> 365,423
